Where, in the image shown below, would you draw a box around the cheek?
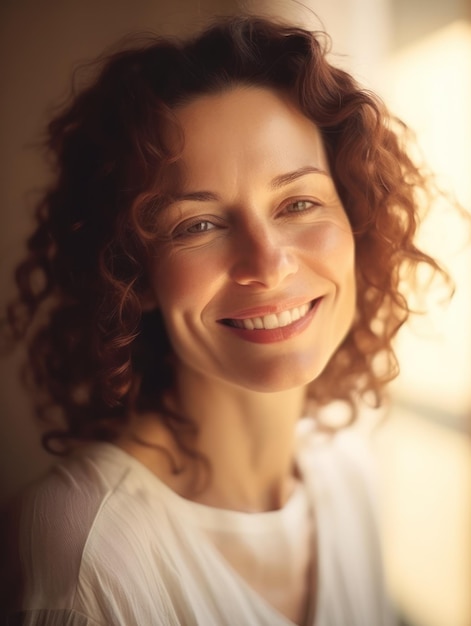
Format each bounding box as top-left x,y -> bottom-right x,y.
299,220 -> 355,279
149,248 -> 217,313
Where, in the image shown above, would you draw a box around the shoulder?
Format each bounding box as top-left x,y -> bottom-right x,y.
13,443 -> 190,617
297,419 -> 383,558
298,419 -> 397,625
19,444 -> 131,557
13,444 -> 144,612
297,417 -> 379,503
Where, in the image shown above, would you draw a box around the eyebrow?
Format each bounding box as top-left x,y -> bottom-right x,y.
270,165 -> 328,189
173,166 -> 328,202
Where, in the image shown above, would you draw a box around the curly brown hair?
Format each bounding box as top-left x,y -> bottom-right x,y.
5,15 -> 447,454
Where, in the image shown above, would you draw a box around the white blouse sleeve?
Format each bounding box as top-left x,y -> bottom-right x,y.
298,424 -> 398,626
7,458 -> 127,625
8,453 -> 187,626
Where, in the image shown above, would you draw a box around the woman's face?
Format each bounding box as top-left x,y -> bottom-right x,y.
147,86 -> 356,393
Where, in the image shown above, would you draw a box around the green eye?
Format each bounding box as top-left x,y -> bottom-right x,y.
287,200 -> 316,212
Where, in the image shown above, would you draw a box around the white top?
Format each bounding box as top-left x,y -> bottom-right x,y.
8,420 -> 396,626
191,476 -> 313,624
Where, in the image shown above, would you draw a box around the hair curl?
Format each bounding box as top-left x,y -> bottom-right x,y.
5,15 -> 448,456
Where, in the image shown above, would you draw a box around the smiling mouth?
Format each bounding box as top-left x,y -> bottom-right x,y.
221,300 -> 317,331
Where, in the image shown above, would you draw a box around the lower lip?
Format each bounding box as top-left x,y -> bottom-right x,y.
221,298 -> 322,344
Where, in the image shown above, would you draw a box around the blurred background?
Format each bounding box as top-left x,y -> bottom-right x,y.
1,1 -> 470,625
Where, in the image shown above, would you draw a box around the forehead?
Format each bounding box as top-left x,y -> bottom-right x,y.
169,86 -> 329,191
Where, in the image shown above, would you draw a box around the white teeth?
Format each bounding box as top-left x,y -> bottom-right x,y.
263,313 -> 279,330
234,303 -> 311,331
278,310 -> 292,327
253,317 -> 264,329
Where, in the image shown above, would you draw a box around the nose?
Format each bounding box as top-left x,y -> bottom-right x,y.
229,223 -> 298,288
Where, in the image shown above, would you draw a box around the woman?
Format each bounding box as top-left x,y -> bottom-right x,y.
4,14 -> 445,626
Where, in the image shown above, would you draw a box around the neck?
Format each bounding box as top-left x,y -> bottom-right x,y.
171,363 -> 307,512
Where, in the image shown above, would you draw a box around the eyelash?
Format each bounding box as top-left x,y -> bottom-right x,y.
172,198 -> 322,238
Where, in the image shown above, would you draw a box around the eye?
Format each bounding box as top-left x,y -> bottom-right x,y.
186,220 -> 215,234
285,199 -> 319,213
173,217 -> 221,238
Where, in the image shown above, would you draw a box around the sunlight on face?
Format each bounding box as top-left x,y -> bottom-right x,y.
147,86 -> 356,393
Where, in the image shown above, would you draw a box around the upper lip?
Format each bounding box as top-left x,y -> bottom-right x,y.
217,297 -> 319,322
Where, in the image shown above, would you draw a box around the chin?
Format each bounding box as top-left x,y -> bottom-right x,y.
228,358 -> 329,394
